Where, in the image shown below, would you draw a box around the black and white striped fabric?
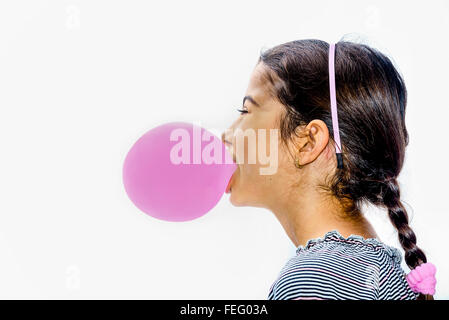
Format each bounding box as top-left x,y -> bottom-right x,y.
268,230 -> 419,300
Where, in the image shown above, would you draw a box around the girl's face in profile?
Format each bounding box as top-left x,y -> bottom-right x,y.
223,62 -> 297,209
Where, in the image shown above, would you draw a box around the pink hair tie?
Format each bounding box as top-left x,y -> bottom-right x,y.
406,262 -> 437,295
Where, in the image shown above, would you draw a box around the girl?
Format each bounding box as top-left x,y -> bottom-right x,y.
222,39 -> 436,300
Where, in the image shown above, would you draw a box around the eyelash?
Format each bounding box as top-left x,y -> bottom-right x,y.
236,107 -> 248,114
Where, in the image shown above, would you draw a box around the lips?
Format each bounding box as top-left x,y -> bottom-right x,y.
223,139 -> 236,194
225,174 -> 233,193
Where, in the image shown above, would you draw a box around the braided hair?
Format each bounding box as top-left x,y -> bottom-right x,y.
382,179 -> 432,299
259,39 -> 432,300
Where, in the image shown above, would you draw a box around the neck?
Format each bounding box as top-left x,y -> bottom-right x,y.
267,184 -> 378,248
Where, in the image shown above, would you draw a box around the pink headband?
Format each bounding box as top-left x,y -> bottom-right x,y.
328,43 -> 343,169
406,262 -> 437,296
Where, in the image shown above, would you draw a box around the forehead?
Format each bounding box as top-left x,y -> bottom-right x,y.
246,62 -> 274,104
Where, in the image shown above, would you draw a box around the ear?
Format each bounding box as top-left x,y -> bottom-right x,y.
295,120 -> 330,166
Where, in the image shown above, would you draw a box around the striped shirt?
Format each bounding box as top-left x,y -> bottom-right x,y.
267,230 -> 419,300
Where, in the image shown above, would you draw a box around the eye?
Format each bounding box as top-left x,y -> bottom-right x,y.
236,107 -> 248,114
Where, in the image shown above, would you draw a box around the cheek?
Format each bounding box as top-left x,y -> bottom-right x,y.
240,163 -> 261,183
233,129 -> 269,165
235,136 -> 264,179
237,132 -> 278,177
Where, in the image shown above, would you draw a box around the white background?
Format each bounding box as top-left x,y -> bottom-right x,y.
0,0 -> 448,299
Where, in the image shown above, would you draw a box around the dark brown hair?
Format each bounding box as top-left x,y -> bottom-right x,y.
258,39 -> 432,300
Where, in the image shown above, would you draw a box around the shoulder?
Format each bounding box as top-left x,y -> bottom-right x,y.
268,239 -> 392,300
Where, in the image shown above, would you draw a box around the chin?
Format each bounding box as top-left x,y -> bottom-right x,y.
229,191 -> 246,207
229,190 -> 258,207
229,193 -> 239,206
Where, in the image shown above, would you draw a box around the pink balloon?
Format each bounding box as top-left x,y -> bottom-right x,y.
123,122 -> 237,222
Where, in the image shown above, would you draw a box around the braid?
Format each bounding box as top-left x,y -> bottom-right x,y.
382,178 -> 433,300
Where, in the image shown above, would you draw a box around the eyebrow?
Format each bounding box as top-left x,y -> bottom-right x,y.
243,95 -> 260,107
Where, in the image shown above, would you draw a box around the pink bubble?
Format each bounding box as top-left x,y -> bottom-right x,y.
123,122 -> 237,222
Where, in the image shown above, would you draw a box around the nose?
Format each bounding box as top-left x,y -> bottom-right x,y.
222,130 -> 236,163
221,131 -> 231,146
